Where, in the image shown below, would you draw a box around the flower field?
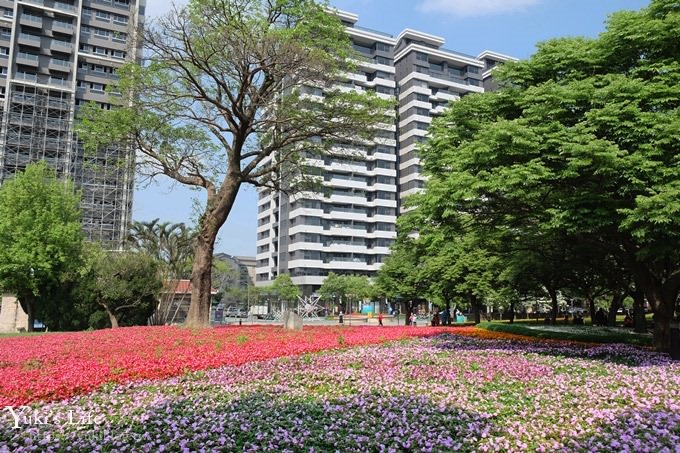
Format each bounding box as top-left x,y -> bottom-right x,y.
2,328 -> 679,452
0,325 -> 454,406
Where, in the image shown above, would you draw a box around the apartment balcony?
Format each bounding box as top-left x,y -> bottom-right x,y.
47,76 -> 71,88
288,242 -> 324,253
52,1 -> 78,15
430,90 -> 459,102
52,21 -> 75,34
19,13 -> 43,29
291,275 -> 325,287
326,226 -> 369,237
287,259 -> 324,269
327,177 -> 368,190
288,224 -> 324,236
50,40 -> 73,53
48,58 -> 72,71
14,71 -> 37,82
322,243 -> 367,254
328,194 -> 366,204
323,260 -> 373,271
15,52 -> 39,67
17,32 -> 42,48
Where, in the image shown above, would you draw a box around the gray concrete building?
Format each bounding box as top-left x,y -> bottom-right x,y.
255,10 -> 514,295
0,0 -> 144,248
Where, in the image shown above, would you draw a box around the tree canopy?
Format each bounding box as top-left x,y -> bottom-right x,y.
77,0 -> 392,327
0,162 -> 84,331
83,249 -> 163,328
412,0 -> 679,351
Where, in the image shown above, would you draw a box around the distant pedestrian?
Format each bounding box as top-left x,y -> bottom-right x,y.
441,308 -> 450,326
431,312 -> 440,327
378,312 -> 384,326
410,312 -> 417,326
594,308 -> 607,326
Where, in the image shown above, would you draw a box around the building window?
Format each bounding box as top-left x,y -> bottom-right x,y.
112,32 -> 127,43
96,11 -> 110,22
374,55 -> 392,65
94,28 -> 110,38
375,42 -> 391,52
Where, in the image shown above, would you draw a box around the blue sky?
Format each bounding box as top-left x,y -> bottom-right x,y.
137,0 -> 650,257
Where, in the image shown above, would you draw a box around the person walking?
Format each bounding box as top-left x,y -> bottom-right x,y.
410,312 -> 417,327
378,312 -> 384,327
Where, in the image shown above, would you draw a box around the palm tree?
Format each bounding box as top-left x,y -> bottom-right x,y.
128,219 -> 197,324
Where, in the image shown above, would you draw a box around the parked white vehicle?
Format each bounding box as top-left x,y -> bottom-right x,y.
248,305 -> 268,319
225,306 -> 247,318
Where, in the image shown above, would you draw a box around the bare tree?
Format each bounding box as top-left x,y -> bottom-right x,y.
78,0 -> 391,326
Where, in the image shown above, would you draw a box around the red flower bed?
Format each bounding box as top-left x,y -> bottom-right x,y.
0,325 -> 456,406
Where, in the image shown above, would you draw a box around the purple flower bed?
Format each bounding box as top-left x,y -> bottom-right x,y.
2,334 -> 679,452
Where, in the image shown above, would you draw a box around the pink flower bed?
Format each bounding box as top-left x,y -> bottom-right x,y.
0,325 -> 452,406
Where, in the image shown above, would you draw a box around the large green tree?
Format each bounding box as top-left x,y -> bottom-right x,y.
0,162 -> 84,331
270,273 -> 301,309
318,272 -> 349,311
78,0 -> 391,327
83,250 -> 163,328
418,0 -> 679,351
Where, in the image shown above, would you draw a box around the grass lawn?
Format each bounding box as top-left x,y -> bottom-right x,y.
478,321 -> 653,346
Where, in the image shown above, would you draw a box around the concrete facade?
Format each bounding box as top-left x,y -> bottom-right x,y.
255,10 -> 515,295
0,0 -> 145,248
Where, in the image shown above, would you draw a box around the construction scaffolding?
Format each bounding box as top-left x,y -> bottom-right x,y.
0,83 -> 133,249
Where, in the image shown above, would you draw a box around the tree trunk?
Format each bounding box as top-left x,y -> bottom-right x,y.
631,264 -> 680,352
509,301 -> 516,324
632,286 -> 646,333
547,288 -> 559,325
588,297 -> 596,324
186,232 -> 216,328
185,178 -> 241,328
107,310 -> 119,329
26,301 -> 35,332
21,296 -> 35,333
471,294 -> 481,325
607,293 -> 624,327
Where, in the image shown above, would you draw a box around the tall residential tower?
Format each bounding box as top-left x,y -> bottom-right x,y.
0,0 -> 144,247
255,10 -> 514,295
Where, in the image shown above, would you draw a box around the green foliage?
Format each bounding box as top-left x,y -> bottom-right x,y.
128,219 -> 196,279
318,272 -> 348,302
412,0 -> 680,349
0,162 -> 84,330
82,249 -> 163,328
271,274 -> 300,302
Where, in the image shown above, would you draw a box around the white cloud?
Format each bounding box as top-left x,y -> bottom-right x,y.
417,0 -> 541,17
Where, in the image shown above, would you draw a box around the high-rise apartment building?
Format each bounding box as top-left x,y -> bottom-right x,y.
0,0 -> 144,247
255,10 -> 513,295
